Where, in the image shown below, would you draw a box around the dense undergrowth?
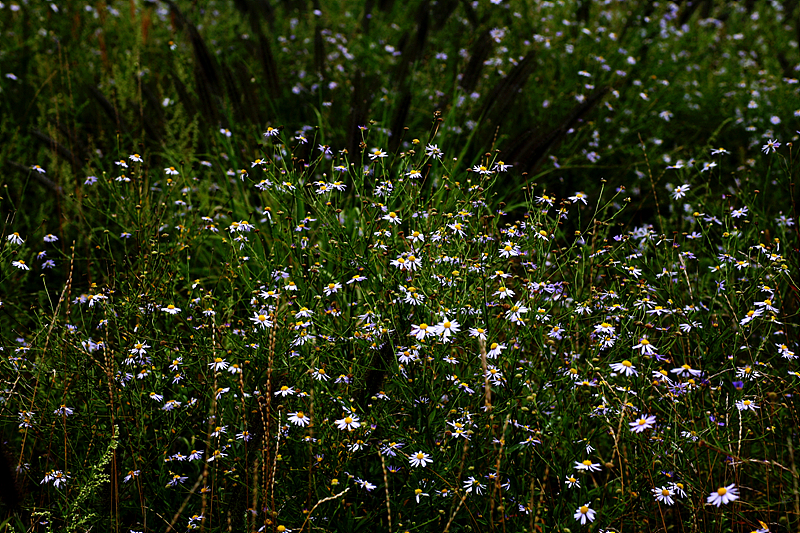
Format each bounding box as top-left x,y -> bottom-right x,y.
1,1 -> 800,532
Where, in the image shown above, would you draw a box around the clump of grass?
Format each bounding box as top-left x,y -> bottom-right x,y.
1,117 -> 798,532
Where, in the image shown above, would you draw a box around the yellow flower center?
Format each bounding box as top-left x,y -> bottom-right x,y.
344,417 -> 353,424
580,505 -> 589,513
717,487 -> 727,496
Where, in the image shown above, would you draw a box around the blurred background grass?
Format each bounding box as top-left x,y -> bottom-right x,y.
3,0 -> 798,209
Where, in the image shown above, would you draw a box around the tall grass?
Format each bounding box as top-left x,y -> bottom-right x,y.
1,1 -> 799,532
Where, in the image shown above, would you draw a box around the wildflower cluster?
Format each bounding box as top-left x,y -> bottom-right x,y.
1,1 -> 799,531
2,119 -> 796,531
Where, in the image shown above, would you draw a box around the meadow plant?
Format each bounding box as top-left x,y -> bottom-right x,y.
1,118 -> 799,532
3,0 -> 800,198
1,1 -> 800,532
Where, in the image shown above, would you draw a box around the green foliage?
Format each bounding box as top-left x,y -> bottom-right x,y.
67,426 -> 119,532
1,1 -> 799,533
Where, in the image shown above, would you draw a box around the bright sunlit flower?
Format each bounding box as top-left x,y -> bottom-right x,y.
629,414 -> 656,433
334,414 -> 361,431
472,164 -> 494,175
130,341 -> 150,356
736,399 -> 759,411
594,322 -> 615,335
653,486 -> 675,505
369,148 -> 388,160
573,502 -> 596,524
487,342 -> 505,358
499,241 -> 520,258
671,364 -> 701,378
610,360 -> 638,376
41,470 -> 70,488
323,282 -> 342,296
761,139 -> 780,154
410,323 -> 433,341
408,451 -> 432,468
632,338 -> 658,355
672,184 -> 690,199
574,460 -> 601,472
569,191 -> 588,204
434,316 -> 460,341
208,357 -> 229,372
288,411 -> 310,426
275,385 -> 296,397
382,211 -> 401,225
707,484 -> 739,506
425,144 -> 443,159
250,311 -> 273,329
